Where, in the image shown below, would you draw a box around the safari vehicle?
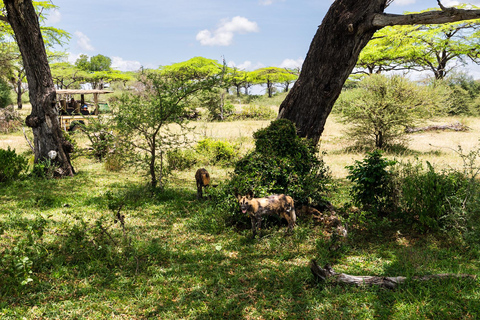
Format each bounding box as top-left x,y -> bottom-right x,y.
56,89 -> 113,131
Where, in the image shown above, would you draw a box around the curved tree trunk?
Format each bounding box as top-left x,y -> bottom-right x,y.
278,0 -> 386,145
4,0 -> 74,177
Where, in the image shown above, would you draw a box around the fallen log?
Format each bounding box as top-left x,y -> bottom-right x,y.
310,260 -> 476,289
405,122 -> 469,133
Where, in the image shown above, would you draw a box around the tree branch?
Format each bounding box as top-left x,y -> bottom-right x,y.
310,260 -> 476,289
0,14 -> 8,23
373,8 -> 480,27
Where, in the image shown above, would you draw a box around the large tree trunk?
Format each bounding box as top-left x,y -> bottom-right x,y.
4,0 -> 74,177
278,0 -> 480,146
278,0 -> 386,145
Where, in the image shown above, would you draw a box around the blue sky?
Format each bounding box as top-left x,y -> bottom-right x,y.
46,0 -> 480,72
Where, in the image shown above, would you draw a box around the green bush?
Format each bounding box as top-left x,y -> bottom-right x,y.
346,150 -> 480,236
211,119 -> 332,226
399,160 -> 469,233
0,147 -> 28,183
195,138 -> 239,166
0,78 -> 12,109
336,74 -> 446,149
167,148 -> 198,171
346,150 -> 397,216
231,105 -> 276,120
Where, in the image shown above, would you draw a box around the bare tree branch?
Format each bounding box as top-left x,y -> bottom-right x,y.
373,8 -> 480,27
437,0 -> 448,11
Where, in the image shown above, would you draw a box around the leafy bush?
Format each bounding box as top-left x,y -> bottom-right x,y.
0,147 -> 28,183
399,161 -> 467,232
31,159 -> 56,179
346,149 -> 480,237
346,150 -> 397,216
0,78 -> 12,109
167,148 -> 198,171
195,138 -> 239,166
336,74 -> 446,149
231,105 -> 276,120
211,119 -> 332,226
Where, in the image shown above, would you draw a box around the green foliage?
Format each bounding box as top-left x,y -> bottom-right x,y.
167,138 -> 239,170
0,77 -> 12,108
30,159 -> 56,180
0,147 -> 28,183
434,72 -> 480,115
358,5 -> 480,79
166,148 -> 198,171
337,74 -> 445,149
113,68 -> 217,188
195,138 -> 238,165
231,104 -> 276,120
399,160 -> 467,232
75,54 -> 111,72
212,119 -> 332,226
346,150 -> 397,216
346,149 -> 480,236
81,117 -> 116,161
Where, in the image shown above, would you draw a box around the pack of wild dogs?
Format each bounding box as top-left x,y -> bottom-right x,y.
195,168 -> 347,240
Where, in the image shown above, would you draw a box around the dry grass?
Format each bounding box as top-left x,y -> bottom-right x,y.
2,104 -> 479,179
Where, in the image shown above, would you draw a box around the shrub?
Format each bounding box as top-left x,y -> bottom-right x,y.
0,78 -> 12,109
337,74 -> 446,149
195,138 -> 239,166
0,147 -> 29,183
167,148 -> 198,171
211,119 -> 332,226
346,150 -> 398,216
231,105 -> 276,120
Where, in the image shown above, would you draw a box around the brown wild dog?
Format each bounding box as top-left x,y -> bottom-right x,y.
235,191 -> 296,238
195,168 -> 210,199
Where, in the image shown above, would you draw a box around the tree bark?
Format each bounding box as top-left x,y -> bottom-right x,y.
278,0 -> 387,145
4,0 -> 74,177
278,0 -> 480,146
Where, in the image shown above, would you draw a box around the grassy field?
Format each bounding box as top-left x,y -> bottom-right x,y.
1,104 -> 479,319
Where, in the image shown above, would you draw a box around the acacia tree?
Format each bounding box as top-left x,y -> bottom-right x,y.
357,5 -> 480,79
252,67 -> 298,97
1,0 -> 74,176
278,0 -> 480,146
113,68 -> 218,189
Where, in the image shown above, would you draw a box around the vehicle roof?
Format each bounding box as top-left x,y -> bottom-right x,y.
56,89 -> 114,94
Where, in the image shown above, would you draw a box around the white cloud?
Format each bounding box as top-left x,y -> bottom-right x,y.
46,9 -> 62,24
228,60 -> 265,71
278,58 -> 304,69
392,0 -> 416,5
67,52 -> 82,64
259,0 -> 285,5
74,31 -> 95,51
111,56 -> 142,72
196,16 -> 259,46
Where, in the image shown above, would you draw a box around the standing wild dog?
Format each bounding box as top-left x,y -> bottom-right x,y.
235,191 -> 296,238
195,168 -> 210,199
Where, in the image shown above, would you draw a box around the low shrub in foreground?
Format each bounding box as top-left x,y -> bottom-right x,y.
0,147 -> 28,183
346,150 -> 480,242
210,119 -> 333,227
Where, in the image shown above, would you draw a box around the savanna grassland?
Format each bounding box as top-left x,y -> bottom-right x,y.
1,102 -> 479,319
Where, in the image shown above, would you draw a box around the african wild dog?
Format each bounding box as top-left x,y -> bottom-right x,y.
195,168 -> 210,199
235,191 -> 296,238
